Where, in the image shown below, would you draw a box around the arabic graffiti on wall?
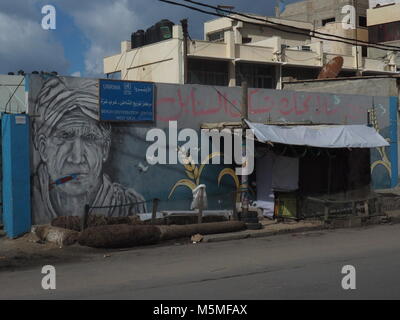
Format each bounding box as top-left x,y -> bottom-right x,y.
154,86 -> 374,125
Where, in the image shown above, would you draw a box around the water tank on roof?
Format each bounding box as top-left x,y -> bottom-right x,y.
131,32 -> 135,49
156,19 -> 174,41
131,29 -> 145,49
145,25 -> 157,45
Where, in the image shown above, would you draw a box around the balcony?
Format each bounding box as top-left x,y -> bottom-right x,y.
235,44 -> 276,63
187,40 -> 228,60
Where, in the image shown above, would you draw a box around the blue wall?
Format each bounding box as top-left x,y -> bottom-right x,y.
389,97 -> 398,188
2,114 -> 31,238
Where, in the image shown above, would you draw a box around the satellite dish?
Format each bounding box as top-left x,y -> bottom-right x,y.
318,56 -> 344,79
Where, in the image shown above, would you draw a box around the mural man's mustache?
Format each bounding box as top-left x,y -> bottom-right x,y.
49,174 -> 80,190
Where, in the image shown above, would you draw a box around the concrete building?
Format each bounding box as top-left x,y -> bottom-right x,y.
104,12 -> 397,89
279,0 -> 369,28
279,0 -> 370,60
367,1 -> 400,69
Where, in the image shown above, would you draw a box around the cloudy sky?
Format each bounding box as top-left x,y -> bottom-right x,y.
0,0 -> 300,78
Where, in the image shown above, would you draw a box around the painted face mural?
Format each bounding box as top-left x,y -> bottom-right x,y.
31,76 -> 146,224
43,109 -> 108,196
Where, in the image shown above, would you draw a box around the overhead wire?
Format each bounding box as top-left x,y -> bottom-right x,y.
183,0 -> 400,52
4,76 -> 24,113
141,41 -> 182,80
158,0 -> 400,52
123,47 -> 141,80
213,87 -> 243,116
110,50 -> 125,77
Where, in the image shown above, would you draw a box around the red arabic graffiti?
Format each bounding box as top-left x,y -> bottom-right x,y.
156,88 -> 365,122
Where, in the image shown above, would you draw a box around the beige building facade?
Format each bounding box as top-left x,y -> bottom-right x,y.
104,12 -> 398,89
367,1 -> 400,70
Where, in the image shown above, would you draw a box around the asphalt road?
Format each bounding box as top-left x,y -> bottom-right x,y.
1,223 -> 400,300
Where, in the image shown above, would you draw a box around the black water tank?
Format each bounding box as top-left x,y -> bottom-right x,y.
131,32 -> 135,49
133,29 -> 145,48
145,25 -> 158,45
156,19 -> 174,41
131,30 -> 144,49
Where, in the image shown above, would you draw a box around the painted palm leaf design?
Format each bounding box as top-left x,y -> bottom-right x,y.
169,149 -> 234,199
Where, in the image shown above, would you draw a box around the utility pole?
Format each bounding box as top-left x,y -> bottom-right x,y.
180,19 -> 188,84
241,81 -> 249,219
275,0 -> 280,18
353,0 -> 361,76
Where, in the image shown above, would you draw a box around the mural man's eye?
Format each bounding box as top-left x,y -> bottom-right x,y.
56,131 -> 75,140
82,133 -> 101,142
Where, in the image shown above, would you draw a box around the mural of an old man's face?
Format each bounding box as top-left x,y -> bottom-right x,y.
31,76 -> 146,224
38,108 -> 110,196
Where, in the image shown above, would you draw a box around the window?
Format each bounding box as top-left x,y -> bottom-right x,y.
188,58 -> 229,86
359,16 -> 367,27
236,63 -> 275,89
362,46 -> 368,57
242,37 -> 252,44
322,17 -> 335,26
106,71 -> 121,80
208,31 -> 225,42
282,66 -> 319,81
369,21 -> 400,43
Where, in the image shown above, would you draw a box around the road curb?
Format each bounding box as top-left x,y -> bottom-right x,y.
204,233 -> 251,242
203,224 -> 325,243
203,215 -> 396,244
249,225 -> 327,239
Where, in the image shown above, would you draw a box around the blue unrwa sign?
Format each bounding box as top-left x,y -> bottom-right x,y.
99,79 -> 154,122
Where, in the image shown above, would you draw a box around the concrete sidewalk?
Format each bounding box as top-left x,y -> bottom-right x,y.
386,210 -> 400,223
203,219 -> 325,242
202,210 -> 400,243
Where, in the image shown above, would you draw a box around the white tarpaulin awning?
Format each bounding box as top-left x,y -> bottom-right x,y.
246,120 -> 389,149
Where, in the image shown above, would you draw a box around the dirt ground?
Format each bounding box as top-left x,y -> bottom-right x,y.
0,228 -> 191,272
0,220 -> 302,271
0,229 -> 109,271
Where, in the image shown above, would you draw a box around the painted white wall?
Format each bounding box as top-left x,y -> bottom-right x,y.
0,75 -> 26,114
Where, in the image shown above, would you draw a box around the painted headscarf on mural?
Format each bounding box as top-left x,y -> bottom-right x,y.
31,76 -> 146,224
